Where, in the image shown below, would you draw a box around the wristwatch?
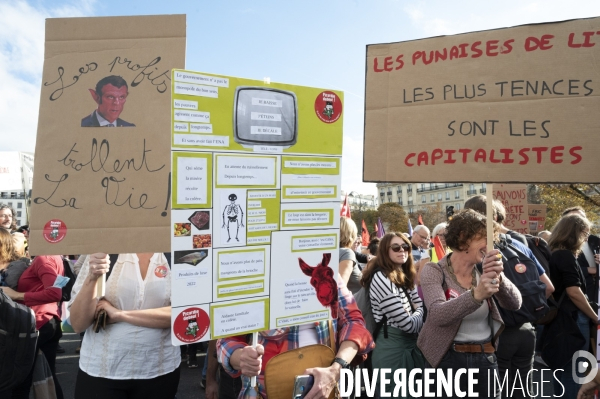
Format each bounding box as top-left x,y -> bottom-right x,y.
332,357 -> 350,369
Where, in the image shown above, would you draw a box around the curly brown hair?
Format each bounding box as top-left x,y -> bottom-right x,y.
0,229 -> 19,265
361,233 -> 416,290
548,213 -> 590,254
445,209 -> 499,252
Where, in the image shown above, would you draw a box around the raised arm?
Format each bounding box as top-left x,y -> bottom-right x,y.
420,262 -> 481,328
69,253 -> 110,334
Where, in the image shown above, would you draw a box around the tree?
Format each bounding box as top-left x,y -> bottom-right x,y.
418,203 -> 447,230
351,209 -> 378,238
533,184 -> 600,234
377,203 -> 409,233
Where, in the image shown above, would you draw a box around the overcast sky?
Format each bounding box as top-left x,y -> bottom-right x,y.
1,0 -> 599,196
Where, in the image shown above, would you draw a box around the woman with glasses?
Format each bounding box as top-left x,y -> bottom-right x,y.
431,223 -> 449,257
547,213 -> 598,397
417,210 -> 521,398
361,232 -> 425,397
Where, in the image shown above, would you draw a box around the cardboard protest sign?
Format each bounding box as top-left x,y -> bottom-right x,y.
364,17 -> 600,183
29,15 -> 186,255
528,204 -> 547,234
492,184 -> 529,234
169,70 -> 343,343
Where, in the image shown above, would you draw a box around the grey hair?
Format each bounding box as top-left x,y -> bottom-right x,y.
431,222 -> 448,238
413,224 -> 430,235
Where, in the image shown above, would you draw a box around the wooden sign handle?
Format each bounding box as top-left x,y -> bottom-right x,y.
95,274 -> 106,298
486,184 -> 494,252
251,331 -> 258,388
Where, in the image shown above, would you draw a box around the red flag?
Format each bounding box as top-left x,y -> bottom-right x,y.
418,214 -> 424,225
433,236 -> 446,260
361,220 -> 369,246
340,193 -> 351,218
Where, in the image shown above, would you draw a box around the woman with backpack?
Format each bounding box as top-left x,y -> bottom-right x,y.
546,213 -> 597,398
0,252 -> 65,399
361,232 -> 425,398
417,209 -> 522,398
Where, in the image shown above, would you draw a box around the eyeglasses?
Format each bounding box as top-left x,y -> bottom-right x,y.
417,233 -> 430,241
0,214 -> 12,219
390,243 -> 410,252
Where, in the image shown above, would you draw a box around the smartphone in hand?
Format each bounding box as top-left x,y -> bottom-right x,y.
293,375 -> 314,399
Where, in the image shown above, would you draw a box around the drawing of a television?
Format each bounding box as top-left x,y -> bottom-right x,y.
233,86 -> 298,148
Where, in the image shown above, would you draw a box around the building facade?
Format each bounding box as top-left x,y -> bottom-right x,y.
375,182 -> 488,214
340,190 -> 378,212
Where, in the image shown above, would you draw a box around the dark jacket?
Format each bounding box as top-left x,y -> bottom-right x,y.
578,234 -> 600,303
0,258 -> 31,290
81,110 -> 135,127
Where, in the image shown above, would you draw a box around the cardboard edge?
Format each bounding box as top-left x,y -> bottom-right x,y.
365,16 -> 600,51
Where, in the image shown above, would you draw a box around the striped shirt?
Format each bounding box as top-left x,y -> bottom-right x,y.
369,270 -> 424,334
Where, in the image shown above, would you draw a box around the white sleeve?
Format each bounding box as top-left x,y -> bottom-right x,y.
73,255 -> 88,275
67,255 -> 90,311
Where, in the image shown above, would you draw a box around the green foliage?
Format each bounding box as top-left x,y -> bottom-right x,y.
377,202 -> 409,233
351,209 -> 379,237
534,184 -> 600,234
417,203 -> 447,230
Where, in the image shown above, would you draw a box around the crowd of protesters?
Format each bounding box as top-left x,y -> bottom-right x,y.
1,199 -> 599,399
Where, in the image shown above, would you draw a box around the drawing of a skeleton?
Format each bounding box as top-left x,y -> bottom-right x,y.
222,193 -> 244,242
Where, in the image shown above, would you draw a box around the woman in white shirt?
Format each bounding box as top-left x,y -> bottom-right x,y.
360,233 -> 425,398
69,253 -> 180,399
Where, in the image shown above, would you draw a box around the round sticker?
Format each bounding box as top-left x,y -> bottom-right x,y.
42,220 -> 67,243
154,265 -> 169,278
515,264 -> 527,273
173,307 -> 209,343
314,91 -> 342,123
520,220 -> 528,225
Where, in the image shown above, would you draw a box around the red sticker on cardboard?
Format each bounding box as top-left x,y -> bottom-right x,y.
315,91 -> 342,123
515,264 -> 527,273
42,220 -> 67,243
173,307 -> 209,343
154,265 -> 169,278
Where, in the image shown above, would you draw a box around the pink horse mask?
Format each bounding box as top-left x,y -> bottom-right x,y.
298,253 -> 338,318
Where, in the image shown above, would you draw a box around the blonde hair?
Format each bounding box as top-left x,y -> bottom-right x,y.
0,229 -> 19,264
340,217 -> 358,248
